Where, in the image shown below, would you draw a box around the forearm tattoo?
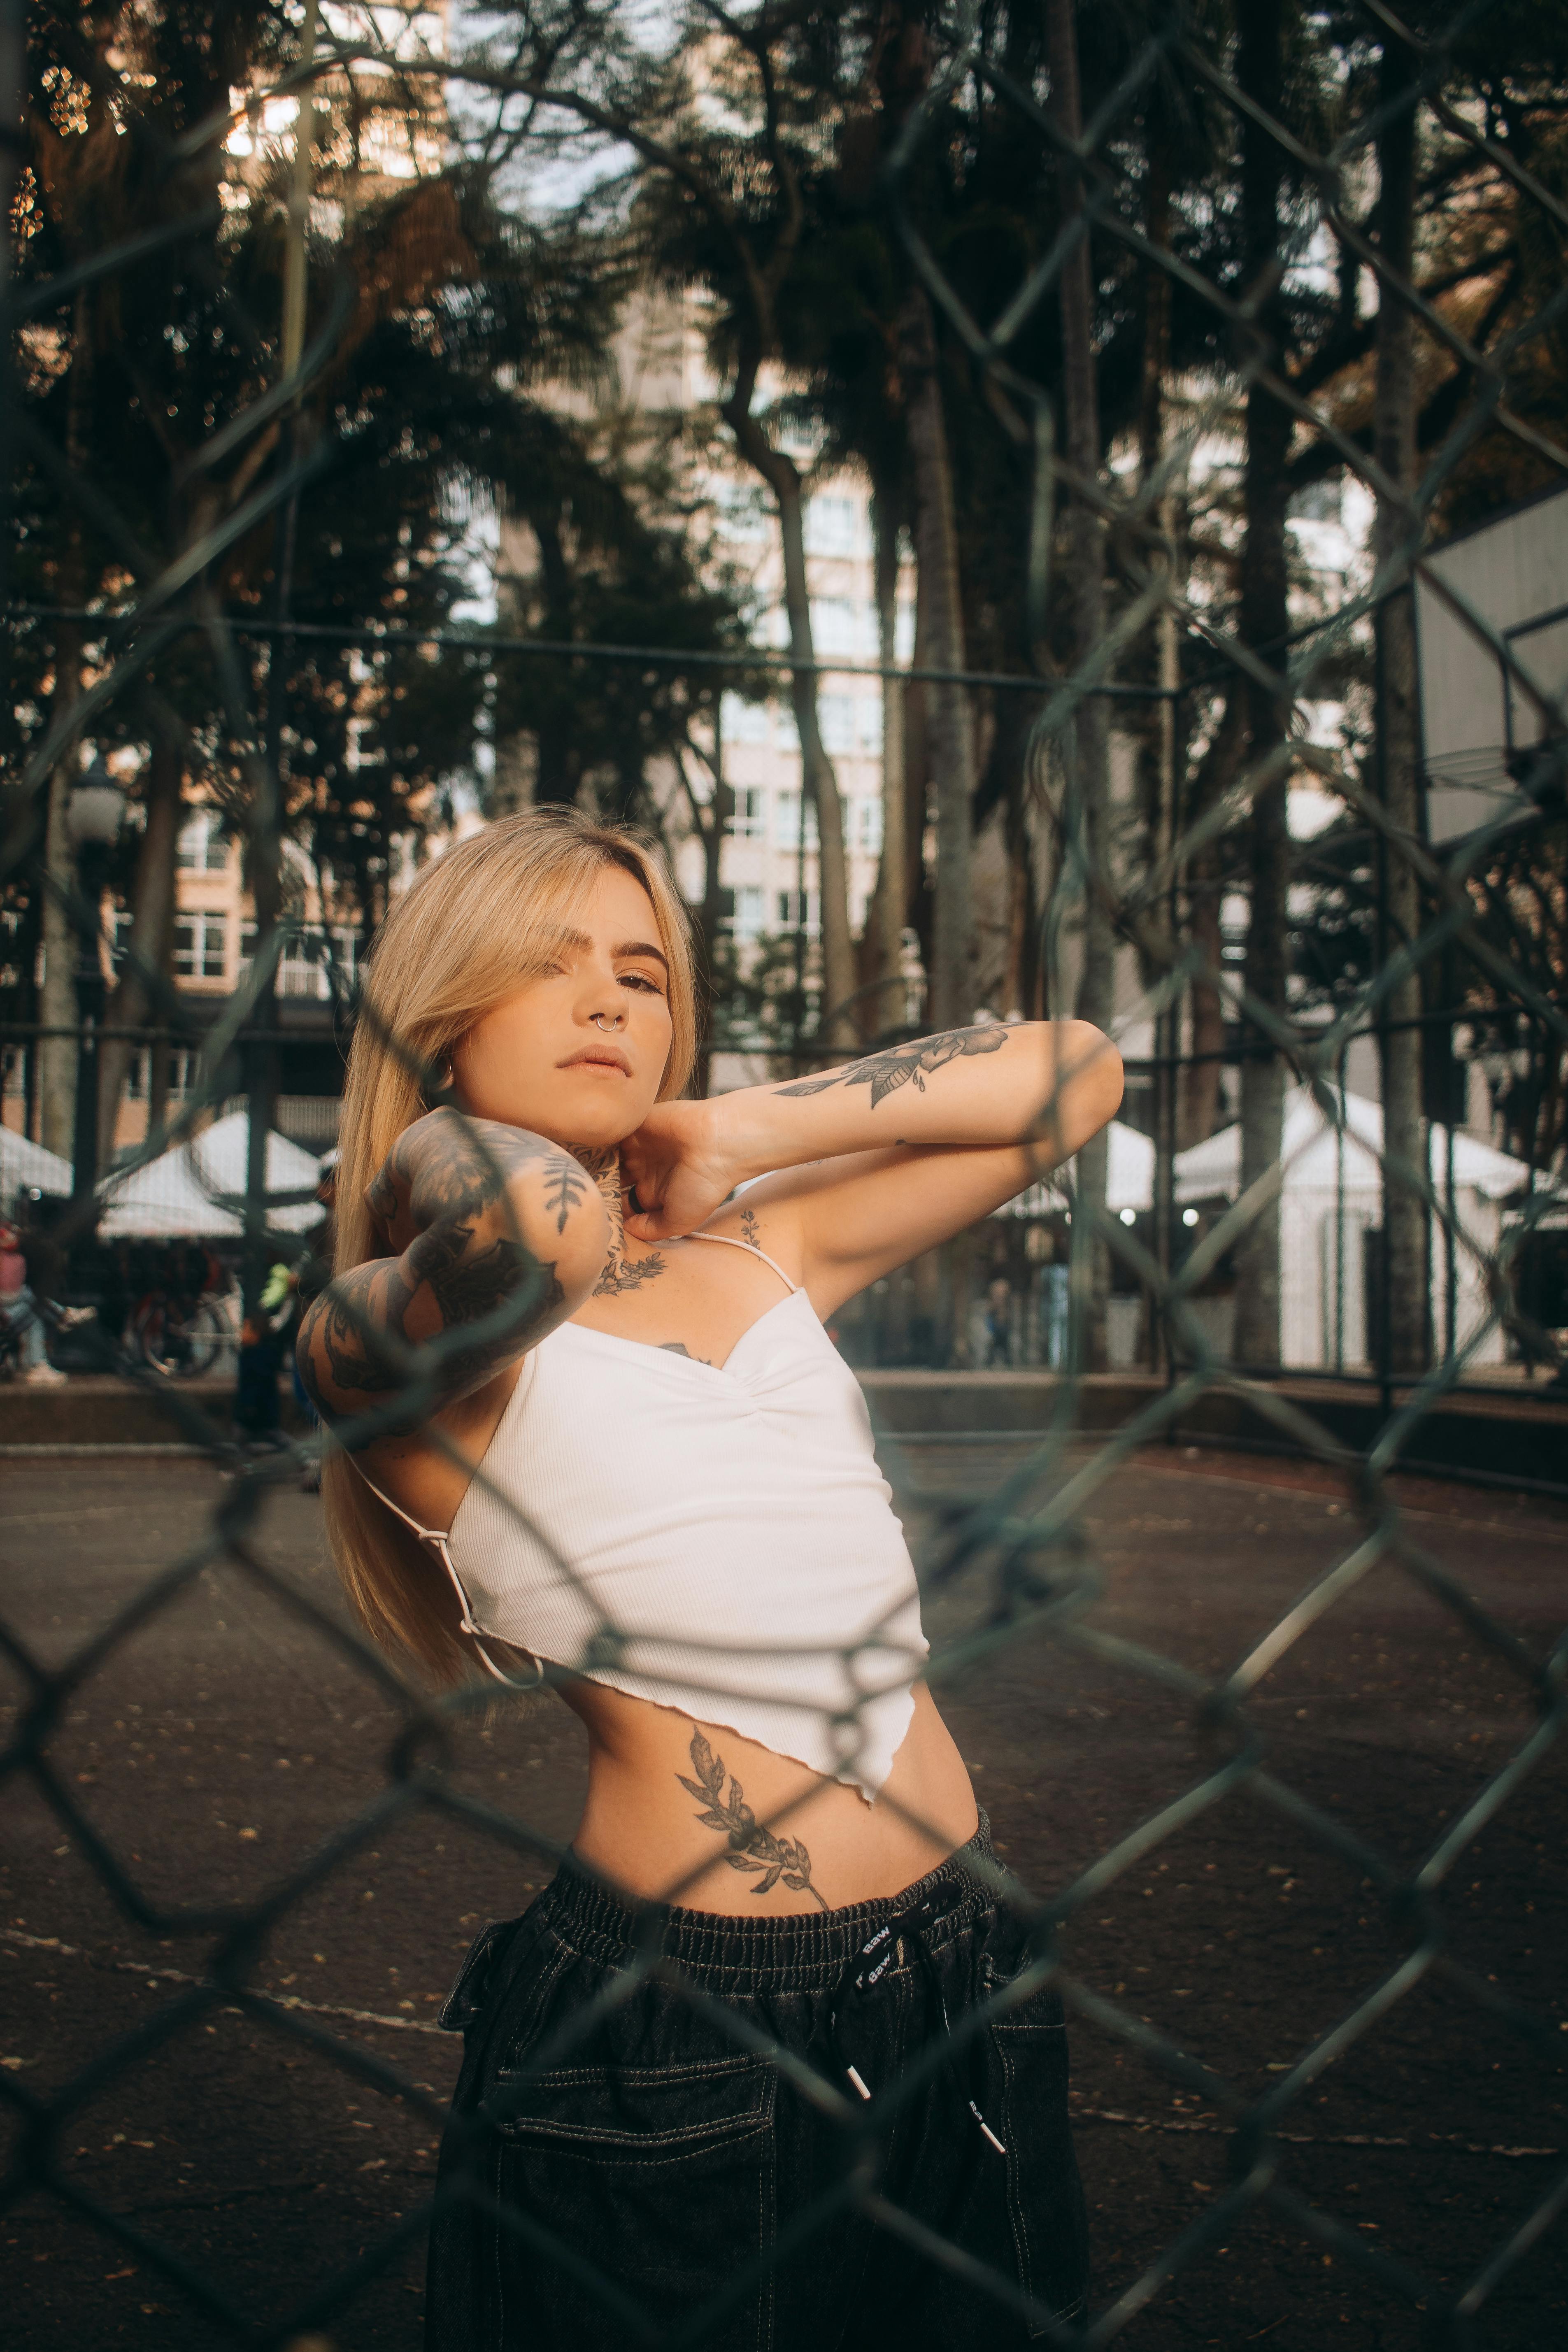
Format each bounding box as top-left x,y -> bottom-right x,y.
300,1110 -> 573,1427
775,1022 -> 1007,1110
679,1729 -> 827,1910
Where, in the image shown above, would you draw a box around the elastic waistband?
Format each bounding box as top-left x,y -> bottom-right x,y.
539,1809 -> 999,1991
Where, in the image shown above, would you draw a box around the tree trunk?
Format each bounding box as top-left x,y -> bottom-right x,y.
682,726 -> 733,1101
1179,693 -> 1245,1147
98,700 -> 183,1155
1045,0 -> 1113,1369
720,373 -> 856,1050
870,482 -> 909,1036
1231,0 -> 1292,1372
898,286 -> 975,1033
38,651 -> 81,1163
1375,30 -> 1428,1376
775,468 -> 856,1049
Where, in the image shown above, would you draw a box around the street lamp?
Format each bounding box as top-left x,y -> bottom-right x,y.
65,759 -> 127,1212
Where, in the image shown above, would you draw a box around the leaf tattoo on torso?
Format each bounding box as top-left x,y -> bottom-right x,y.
678,1729 -> 828,1909
774,1021 -> 1008,1110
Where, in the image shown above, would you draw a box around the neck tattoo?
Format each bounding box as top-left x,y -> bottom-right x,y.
570,1147 -> 668,1298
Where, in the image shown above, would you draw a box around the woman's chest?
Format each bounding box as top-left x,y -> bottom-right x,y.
565,1239 -> 795,1372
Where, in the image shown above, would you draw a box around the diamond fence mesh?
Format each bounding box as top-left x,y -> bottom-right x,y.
2,0 -> 1567,2345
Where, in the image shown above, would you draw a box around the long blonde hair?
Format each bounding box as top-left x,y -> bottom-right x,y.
321,806 -> 698,1684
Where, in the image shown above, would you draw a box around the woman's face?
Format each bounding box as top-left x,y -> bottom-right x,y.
450,865 -> 674,1150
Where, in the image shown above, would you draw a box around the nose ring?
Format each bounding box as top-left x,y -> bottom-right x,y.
592,1011 -> 626,1032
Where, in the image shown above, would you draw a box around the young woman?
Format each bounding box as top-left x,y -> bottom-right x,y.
301,806 -> 1121,2352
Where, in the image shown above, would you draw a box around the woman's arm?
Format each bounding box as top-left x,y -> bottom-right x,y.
298,1108 -> 610,1435
725,1019 -> 1117,1174
623,1019 -> 1122,1306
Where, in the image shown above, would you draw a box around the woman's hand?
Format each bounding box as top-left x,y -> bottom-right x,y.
619,1100 -> 739,1243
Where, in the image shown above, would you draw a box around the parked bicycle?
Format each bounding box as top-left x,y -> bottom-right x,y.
128,1243 -> 239,1378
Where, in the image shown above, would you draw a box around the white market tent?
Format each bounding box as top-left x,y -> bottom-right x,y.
97,1112 -> 324,1240
993,1120 -> 1156,1219
1173,1084 -> 1536,1368
1,1125 -> 73,1203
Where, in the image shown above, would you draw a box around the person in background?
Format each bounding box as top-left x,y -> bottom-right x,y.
289,1156 -> 337,1491
984,1272 -> 1014,1367
0,1214 -> 65,1384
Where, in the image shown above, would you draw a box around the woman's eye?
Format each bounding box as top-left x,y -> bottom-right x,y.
619,971 -> 665,995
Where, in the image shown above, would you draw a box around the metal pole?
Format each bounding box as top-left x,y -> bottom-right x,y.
1373,602 -> 1394,1418
69,844 -> 107,1212
243,0 -> 319,1319
0,0 -> 23,626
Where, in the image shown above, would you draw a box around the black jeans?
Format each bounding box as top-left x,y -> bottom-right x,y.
426,1816 -> 1088,2351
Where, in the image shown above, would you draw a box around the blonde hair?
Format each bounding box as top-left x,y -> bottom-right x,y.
321,806 -> 698,1684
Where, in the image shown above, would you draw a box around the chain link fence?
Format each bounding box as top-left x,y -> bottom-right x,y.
3,0 -> 1567,2343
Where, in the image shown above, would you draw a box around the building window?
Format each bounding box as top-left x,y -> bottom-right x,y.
168,1047 -> 198,1100
819,695 -> 854,756
727,786 -> 765,839
176,809 -> 229,873
726,886 -> 766,939
721,692 -> 777,745
804,495 -> 860,558
777,888 -> 820,935
810,599 -> 860,657
174,914 -> 227,980
851,796 -> 884,855
773,790 -> 819,850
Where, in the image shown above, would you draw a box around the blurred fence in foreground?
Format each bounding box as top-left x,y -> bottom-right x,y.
3,0 -> 1568,2345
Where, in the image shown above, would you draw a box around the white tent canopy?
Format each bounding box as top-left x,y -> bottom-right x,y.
1173,1083 -> 1534,1205
993,1119 -> 1156,1219
1171,1084 -> 1539,1369
1,1126 -> 73,1203
97,1112 -> 323,1240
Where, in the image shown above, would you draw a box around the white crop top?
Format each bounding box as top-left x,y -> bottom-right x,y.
360,1233 -> 927,1802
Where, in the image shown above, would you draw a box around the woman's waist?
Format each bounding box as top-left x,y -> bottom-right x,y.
561,1682 -> 977,1916
456,1544 -> 926,1668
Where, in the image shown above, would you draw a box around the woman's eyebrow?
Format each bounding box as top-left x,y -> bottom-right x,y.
614,939 -> 669,970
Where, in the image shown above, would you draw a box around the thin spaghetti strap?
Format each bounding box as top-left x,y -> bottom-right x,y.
350,1460 -> 544,1690
689,1229 -> 799,1296
353,1462 -> 450,1545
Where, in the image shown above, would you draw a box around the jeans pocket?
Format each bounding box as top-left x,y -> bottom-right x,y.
490,2053 -> 777,2352
991,2014 -> 1090,2338
438,1917 -> 519,2033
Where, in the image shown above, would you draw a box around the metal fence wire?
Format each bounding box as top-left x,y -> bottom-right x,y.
3,0 -> 1568,2345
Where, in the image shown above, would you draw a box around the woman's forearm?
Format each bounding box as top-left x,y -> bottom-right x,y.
300,1111 -> 610,1427
717,1020 -> 1122,1181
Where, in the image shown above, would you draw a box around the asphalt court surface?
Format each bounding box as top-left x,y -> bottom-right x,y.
2,1446 -> 1564,2349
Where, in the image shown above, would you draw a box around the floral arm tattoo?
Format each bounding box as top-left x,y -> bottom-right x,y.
679,1730 -> 828,1909
774,1022 -> 1007,1110
299,1109 -> 581,1433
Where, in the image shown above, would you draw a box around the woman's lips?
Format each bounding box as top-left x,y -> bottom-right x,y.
559,1048 -> 631,1075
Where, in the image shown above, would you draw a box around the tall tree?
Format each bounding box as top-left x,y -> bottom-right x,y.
1044,0 -> 1114,1365
1230,0 -> 1294,1370
1372,24 -> 1428,1376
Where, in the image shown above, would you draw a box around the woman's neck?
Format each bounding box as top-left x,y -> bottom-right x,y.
568,1146 -> 657,1297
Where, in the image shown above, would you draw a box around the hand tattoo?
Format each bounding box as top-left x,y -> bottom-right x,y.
679,1730 -> 827,1909
775,1022 -> 1007,1110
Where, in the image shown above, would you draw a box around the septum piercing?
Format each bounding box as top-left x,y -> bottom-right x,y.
592,1012 -> 626,1032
